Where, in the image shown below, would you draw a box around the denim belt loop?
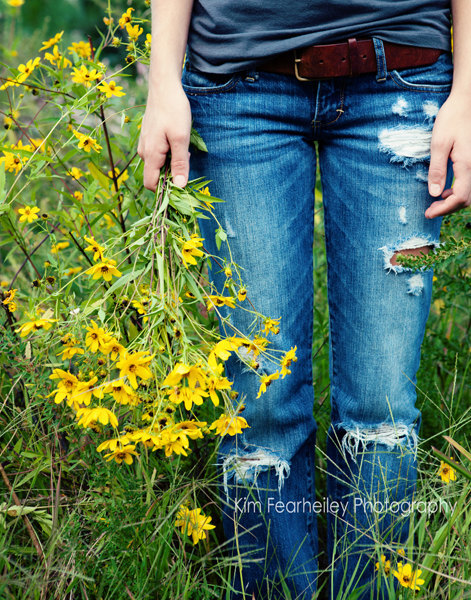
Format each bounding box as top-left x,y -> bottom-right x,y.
373,38 -> 388,82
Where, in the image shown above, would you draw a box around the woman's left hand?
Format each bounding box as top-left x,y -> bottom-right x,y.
426,92 -> 471,218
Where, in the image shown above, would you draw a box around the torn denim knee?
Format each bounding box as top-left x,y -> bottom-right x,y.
335,422 -> 419,462
221,447 -> 291,501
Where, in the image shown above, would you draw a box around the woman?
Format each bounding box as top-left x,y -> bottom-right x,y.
138,2 -> 471,598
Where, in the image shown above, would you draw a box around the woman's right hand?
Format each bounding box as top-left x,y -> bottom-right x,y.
138,80 -> 192,192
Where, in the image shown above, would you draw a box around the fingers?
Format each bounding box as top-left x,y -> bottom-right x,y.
428,132 -> 452,198
168,129 -> 191,188
138,133 -> 169,192
138,120 -> 191,192
425,162 -> 471,218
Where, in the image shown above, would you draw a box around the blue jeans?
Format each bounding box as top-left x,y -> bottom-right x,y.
181,39 -> 453,599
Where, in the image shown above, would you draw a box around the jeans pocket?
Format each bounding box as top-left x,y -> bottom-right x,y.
181,63 -> 243,95
389,51 -> 453,93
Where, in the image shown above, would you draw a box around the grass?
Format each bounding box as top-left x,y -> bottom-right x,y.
1,177 -> 470,599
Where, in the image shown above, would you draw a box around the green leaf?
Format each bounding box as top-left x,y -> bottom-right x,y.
443,435 -> 471,462
13,438 -> 22,454
190,128 -> 208,152
215,226 -> 227,250
87,161 -> 111,194
104,263 -> 152,297
184,273 -> 204,303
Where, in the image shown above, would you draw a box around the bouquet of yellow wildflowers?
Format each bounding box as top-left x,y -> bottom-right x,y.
0,3 -> 298,547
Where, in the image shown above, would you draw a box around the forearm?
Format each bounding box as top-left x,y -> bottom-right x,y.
149,0 -> 194,89
450,0 -> 471,96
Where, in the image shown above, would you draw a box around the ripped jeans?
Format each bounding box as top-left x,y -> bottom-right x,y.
182,39 -> 453,599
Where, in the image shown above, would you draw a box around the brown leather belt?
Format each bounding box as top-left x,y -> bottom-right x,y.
257,38 -> 443,81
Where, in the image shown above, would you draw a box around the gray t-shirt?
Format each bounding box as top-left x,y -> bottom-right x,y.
186,1 -> 451,74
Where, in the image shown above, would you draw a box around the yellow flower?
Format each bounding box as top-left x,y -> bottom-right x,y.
375,555 -> 391,575
0,57 -> 41,90
73,191 -> 83,201
30,138 -> 46,153
119,7 -> 134,29
240,336 -> 269,357
433,298 -> 445,314
72,129 -> 102,153
16,57 -> 41,84
103,444 -> 139,464
172,420 -> 207,440
208,337 -> 244,368
103,338 -> 126,361
224,266 -> 232,277
68,41 -> 92,59
85,320 -> 112,353
198,186 -> 214,209
280,346 -> 297,378
167,386 -> 208,411
206,295 -> 236,310
16,317 -> 57,337
57,345 -> 85,360
163,362 -> 207,388
44,45 -> 72,68
103,16 -> 114,26
18,205 -> 40,223
262,317 -> 281,335
209,414 -> 250,436
40,31 -> 64,51
68,167 -> 84,180
116,350 -> 155,389
0,151 -> 23,173
7,302 -> 17,313
51,241 -> 70,253
175,506 -> 216,545
76,406 -> 119,429
393,562 -> 425,591
84,236 -> 105,261
86,259 -> 122,282
145,34 -> 151,50
237,287 -> 247,302
181,234 -> 204,268
98,80 -> 126,98
103,380 -> 136,404
126,23 -> 143,42
48,368 -> 78,404
257,371 -> 280,398
163,431 -> 190,456
108,167 -> 129,189
96,435 -> 132,453
439,459 -> 457,484
7,0 -> 24,6
3,110 -> 19,129
69,377 -> 104,408
65,266 -> 82,276
102,214 -> 116,229
206,364 -> 232,406
2,289 -> 17,305
71,65 -> 102,87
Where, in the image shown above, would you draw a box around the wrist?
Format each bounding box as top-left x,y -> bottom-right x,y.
447,85 -> 471,104
148,69 -> 184,94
